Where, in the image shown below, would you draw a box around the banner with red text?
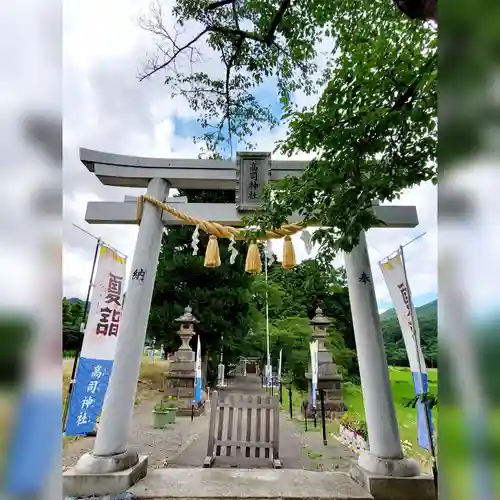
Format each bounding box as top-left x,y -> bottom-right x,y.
65,245 -> 126,435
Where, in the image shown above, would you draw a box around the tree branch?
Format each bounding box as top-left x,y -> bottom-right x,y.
139,28 -> 209,81
264,0 -> 291,44
393,0 -> 437,23
205,0 -> 234,11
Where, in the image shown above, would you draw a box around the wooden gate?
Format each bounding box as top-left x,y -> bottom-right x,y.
204,391 -> 282,469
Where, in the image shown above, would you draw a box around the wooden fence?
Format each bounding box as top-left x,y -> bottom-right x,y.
204,391 -> 282,468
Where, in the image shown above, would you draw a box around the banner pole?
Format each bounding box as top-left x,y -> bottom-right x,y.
288,385 -> 293,419
399,246 -> 438,487
62,237 -> 101,431
320,389 -> 327,445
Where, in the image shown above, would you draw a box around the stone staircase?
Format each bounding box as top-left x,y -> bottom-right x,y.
128,468 -> 374,499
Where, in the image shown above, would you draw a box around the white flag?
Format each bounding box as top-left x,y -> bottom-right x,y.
379,250 -> 426,374
379,248 -> 434,450
310,340 -> 319,408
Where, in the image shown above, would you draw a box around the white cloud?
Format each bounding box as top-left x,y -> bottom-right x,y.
63,0 -> 437,312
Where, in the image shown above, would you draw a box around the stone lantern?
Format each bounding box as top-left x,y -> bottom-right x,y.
304,308 -> 345,418
174,306 -> 199,362
163,306 -> 203,416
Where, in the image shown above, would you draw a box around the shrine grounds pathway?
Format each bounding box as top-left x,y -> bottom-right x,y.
166,375 -> 355,472
63,374 -> 355,473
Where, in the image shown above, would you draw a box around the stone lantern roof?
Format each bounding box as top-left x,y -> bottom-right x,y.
175,305 -> 199,325
310,307 -> 331,327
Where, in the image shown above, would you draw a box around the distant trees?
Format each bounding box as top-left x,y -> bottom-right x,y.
381,300 -> 438,368
62,298 -> 86,353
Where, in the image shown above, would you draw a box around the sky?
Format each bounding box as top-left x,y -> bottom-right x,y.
63,0 -> 437,314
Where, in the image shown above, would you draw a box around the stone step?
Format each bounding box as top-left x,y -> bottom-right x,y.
128,468 -> 373,499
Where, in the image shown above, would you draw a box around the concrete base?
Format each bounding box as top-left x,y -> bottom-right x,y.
357,452 -> 421,477
350,463 -> 436,500
129,468 -> 373,499
63,454 -> 148,497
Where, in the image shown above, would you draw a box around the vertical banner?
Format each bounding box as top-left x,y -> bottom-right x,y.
310,340 -> 319,409
65,246 -> 126,436
194,335 -> 202,403
278,349 -> 283,383
379,250 -> 434,450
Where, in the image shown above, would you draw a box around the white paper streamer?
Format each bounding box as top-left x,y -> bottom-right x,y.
265,241 -> 275,267
191,225 -> 200,256
228,235 -> 238,264
301,229 -> 313,255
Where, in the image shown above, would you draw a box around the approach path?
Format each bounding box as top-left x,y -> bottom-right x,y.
166,374 -> 355,471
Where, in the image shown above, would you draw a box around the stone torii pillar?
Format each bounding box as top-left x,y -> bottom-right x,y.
64,178 -> 169,497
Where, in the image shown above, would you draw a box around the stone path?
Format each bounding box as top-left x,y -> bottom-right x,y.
64,374 -> 354,473
63,398 -> 209,471
166,375 -> 355,471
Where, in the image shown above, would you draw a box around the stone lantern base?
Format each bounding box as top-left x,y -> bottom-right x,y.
162,306 -> 204,417
303,375 -> 346,419
164,361 -> 204,417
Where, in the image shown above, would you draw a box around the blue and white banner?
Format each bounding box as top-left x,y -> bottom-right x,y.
194,334 -> 202,403
310,340 -> 318,409
379,249 -> 434,450
65,246 -> 126,436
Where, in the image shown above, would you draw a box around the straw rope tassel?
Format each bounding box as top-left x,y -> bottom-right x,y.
282,235 -> 296,269
245,242 -> 262,274
205,235 -> 221,268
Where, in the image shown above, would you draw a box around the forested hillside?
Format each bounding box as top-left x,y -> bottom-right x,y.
380,300 -> 437,367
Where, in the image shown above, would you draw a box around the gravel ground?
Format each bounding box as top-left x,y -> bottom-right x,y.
63,398 -> 210,470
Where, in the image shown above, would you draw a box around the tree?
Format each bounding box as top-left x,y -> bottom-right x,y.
63,297 -> 73,325
248,258 -> 358,381
139,0 -> 436,262
147,189 -> 262,384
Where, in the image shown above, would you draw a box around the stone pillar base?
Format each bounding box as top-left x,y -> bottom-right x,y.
64,452 -> 148,497
351,457 -> 436,500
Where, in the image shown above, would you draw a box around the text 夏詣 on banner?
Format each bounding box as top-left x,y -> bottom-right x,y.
65,246 -> 126,436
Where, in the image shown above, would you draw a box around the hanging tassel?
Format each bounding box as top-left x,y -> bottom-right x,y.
245,241 -> 262,274
282,235 -> 296,269
204,235 -> 221,268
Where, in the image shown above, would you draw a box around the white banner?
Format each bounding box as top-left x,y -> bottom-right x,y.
379,251 -> 426,374
80,246 -> 126,361
278,349 -> 283,382
310,340 -> 319,408
379,248 -> 434,450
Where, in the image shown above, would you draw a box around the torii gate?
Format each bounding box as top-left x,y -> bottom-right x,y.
66,148 -> 424,496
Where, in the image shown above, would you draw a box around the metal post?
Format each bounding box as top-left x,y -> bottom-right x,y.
264,245 -> 271,389
320,389 -> 327,446
313,408 -> 317,428
288,385 -> 293,419
304,401 -> 308,432
62,237 -> 101,431
279,382 -> 283,404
